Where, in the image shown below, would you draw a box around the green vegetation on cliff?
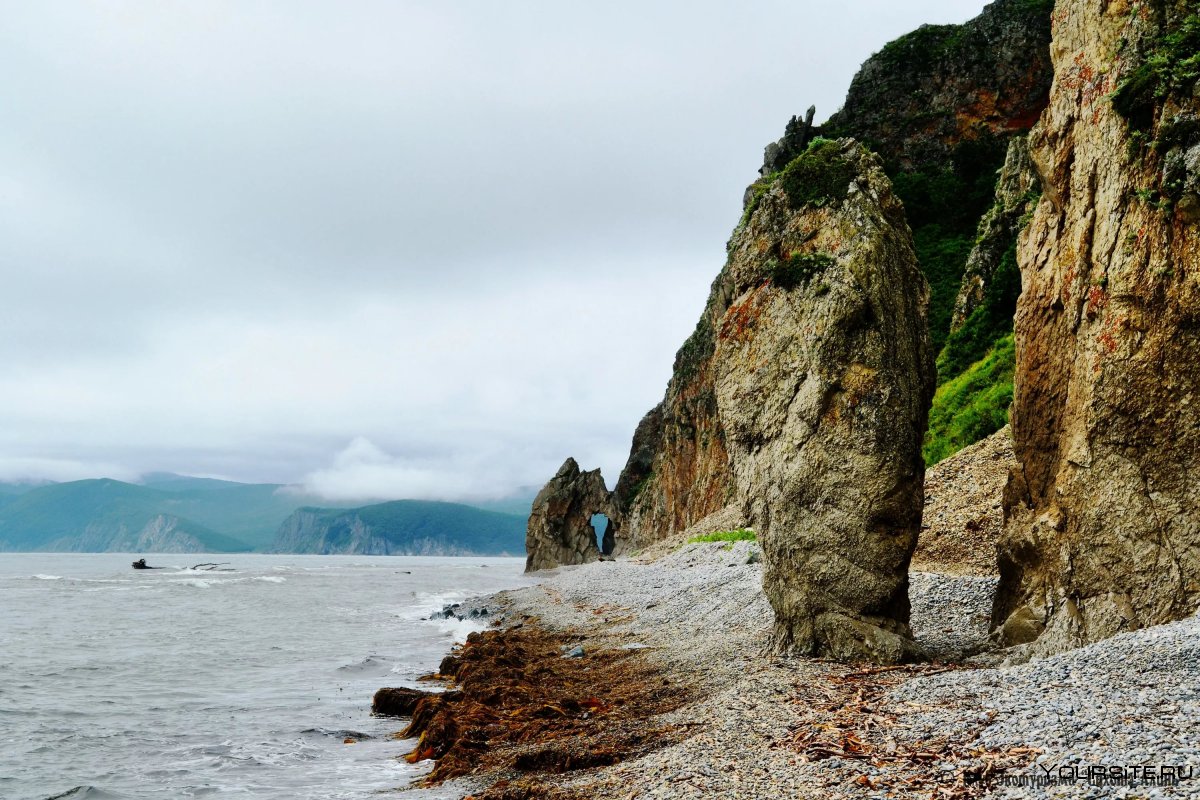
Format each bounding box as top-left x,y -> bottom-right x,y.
890,134 -> 1009,354
936,240 -> 1022,383
780,138 -> 857,209
812,0 -> 1052,468
923,335 -> 1015,465
768,251 -> 835,290
736,0 -> 1053,468
1112,11 -> 1200,132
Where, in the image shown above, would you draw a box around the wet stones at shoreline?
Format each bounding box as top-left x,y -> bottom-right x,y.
427,602 -> 490,622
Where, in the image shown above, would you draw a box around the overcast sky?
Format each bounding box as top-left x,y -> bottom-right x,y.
0,0 -> 988,501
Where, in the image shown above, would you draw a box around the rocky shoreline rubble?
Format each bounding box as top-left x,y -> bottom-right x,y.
376,539 -> 1200,799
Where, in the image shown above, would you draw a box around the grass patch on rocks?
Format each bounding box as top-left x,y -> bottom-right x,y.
767,251 -> 836,290
924,335 -> 1015,466
1112,12 -> 1200,133
935,241 -> 1021,385
780,138 -> 857,209
687,529 -> 756,545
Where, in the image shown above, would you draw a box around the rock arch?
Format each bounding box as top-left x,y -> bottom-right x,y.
524,458 -> 619,572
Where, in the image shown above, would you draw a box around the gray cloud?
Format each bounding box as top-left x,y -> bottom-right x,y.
0,0 -> 987,498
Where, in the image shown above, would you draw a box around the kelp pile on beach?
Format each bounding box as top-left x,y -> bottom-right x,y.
381,626 -> 692,796
785,664 -> 1039,798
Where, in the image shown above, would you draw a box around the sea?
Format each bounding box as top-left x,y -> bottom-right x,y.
0,553 -> 534,800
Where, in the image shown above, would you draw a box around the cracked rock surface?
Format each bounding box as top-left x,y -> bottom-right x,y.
994,0 -> 1200,655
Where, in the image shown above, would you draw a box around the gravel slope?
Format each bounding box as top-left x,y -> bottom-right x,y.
915,426 -> 1015,576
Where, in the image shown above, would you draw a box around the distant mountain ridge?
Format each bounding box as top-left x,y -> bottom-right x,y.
0,475 -> 532,555
271,500 -> 526,556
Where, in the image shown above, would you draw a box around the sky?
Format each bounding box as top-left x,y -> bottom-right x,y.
0,0 -> 989,501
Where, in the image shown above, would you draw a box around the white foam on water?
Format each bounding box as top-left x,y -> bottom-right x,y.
33,574 -> 63,580
432,616 -> 489,643
178,578 -> 214,588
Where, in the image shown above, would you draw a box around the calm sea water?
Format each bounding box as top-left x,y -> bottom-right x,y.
0,553 -> 533,800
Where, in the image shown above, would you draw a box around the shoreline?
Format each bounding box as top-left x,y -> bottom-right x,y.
379,538 -> 1200,798
383,540 -> 1176,799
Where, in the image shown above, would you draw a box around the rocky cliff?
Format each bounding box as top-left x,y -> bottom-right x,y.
43,514 -> 224,554
528,140 -> 935,661
949,136 -> 1040,333
614,0 -> 1053,555
527,0 -> 1054,574
525,459 -> 616,572
525,0 -> 1200,662
822,0 -> 1054,172
993,0 -> 1200,655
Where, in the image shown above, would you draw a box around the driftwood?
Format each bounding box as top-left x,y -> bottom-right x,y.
189,562 -> 235,571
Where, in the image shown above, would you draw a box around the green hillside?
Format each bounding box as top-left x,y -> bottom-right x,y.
0,476 -> 529,555
146,483 -> 354,549
272,499 -> 527,556
0,479 -> 254,552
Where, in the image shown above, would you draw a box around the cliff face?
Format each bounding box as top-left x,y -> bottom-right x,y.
993,0 -> 1200,654
47,514 -> 219,554
610,265 -> 736,554
528,0 -> 1054,572
527,139 -> 934,660
275,509 -> 476,555
949,136 -> 1040,332
823,0 -> 1054,171
715,141 -> 935,662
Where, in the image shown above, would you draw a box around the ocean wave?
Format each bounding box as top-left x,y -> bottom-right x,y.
177,578 -> 215,588
433,615 -> 489,643
399,590 -> 470,619
253,576 -> 286,583
336,655 -> 398,676
32,574 -> 63,580
43,787 -> 131,800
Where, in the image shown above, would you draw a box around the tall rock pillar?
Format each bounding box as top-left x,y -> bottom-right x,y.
993,0 -> 1200,654
524,459 -> 616,573
713,140 -> 936,663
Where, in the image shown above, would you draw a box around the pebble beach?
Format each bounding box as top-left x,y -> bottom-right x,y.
405,539 -> 1200,799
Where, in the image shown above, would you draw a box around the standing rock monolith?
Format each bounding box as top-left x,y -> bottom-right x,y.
713,139 -> 935,663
